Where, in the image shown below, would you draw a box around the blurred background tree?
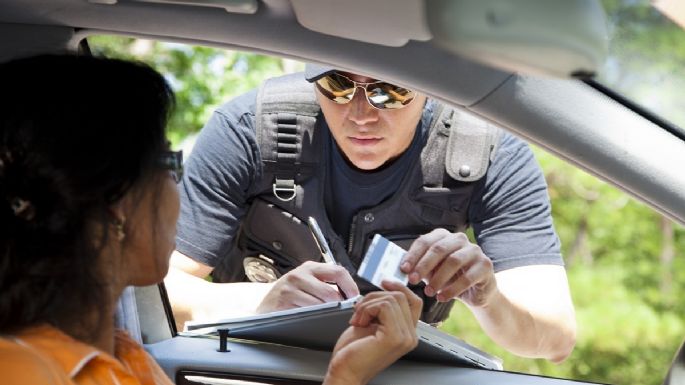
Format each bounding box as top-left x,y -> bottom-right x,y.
443,1 -> 685,383
89,36 -> 303,145
88,1 -> 685,383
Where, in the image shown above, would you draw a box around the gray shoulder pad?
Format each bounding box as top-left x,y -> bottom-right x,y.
256,72 -> 320,116
445,110 -> 501,182
255,72 -> 321,163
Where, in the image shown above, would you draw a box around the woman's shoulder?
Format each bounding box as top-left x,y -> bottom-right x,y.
0,337 -> 69,384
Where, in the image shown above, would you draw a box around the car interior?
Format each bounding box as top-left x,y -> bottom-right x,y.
2,0 -> 685,384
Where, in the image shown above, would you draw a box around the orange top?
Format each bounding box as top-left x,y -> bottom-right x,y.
0,325 -> 174,385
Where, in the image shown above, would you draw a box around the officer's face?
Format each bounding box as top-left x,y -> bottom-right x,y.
316,72 -> 427,171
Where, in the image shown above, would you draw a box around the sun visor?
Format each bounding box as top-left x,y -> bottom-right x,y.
426,0 -> 609,78
0,24 -> 76,63
91,0 -> 258,14
290,0 -> 432,47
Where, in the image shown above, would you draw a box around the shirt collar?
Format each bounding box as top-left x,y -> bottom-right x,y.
12,324 -> 126,378
327,98 -> 435,186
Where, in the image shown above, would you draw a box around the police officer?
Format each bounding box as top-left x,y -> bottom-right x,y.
165,65 -> 576,362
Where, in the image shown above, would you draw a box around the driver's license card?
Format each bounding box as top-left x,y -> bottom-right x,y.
357,234 -> 409,288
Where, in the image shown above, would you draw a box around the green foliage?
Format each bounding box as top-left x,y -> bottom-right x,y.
513,147 -> 685,384
88,35 -> 302,145
600,0 -> 685,128
442,265 -> 684,385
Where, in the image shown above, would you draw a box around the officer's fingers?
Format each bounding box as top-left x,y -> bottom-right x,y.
258,280 -> 324,313
401,229 -> 451,274
307,262 -> 360,298
381,280 -> 423,324
336,273 -> 361,299
286,288 -> 330,308
424,249 -> 473,297
411,232 -> 468,285
436,256 -> 493,302
282,267 -> 346,303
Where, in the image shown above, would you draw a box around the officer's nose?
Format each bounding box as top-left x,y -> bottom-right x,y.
347,87 -> 379,127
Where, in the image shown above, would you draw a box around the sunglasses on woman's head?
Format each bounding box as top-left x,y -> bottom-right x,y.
315,72 -> 416,110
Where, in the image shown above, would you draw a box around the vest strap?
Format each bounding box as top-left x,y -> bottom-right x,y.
256,73 -> 321,202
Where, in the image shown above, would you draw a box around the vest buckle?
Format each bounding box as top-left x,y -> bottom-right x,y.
272,178 -> 297,201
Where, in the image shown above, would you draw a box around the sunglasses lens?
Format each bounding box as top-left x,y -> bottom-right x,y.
316,73 -> 416,110
158,150 -> 183,183
315,73 -> 356,104
366,82 -> 416,110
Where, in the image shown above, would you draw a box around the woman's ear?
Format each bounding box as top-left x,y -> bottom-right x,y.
108,203 -> 127,242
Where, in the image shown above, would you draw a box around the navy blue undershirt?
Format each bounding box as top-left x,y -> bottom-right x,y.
324,101 -> 434,241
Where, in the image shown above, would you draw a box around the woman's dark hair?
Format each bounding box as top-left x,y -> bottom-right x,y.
0,54 -> 174,333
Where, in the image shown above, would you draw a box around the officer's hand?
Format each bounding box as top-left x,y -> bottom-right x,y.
256,261 -> 359,313
400,229 -> 497,307
323,281 -> 421,385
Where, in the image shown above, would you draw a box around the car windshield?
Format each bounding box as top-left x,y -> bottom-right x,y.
86,2 -> 685,384
597,0 -> 685,137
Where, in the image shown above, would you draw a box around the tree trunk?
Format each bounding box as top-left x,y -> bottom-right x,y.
660,215 -> 675,295
568,216 -> 592,266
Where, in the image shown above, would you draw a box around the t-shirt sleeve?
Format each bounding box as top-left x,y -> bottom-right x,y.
175,90 -> 261,268
469,133 -> 563,272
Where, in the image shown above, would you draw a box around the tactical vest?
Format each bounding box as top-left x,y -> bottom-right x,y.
211,73 -> 501,324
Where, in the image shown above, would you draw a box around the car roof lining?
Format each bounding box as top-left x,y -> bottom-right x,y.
0,23 -> 76,62
0,0 -> 513,106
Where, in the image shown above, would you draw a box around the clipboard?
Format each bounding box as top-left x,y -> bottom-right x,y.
181,296 -> 502,370
183,296 -> 360,350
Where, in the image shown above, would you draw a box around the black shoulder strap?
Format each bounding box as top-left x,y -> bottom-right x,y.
255,73 -> 321,202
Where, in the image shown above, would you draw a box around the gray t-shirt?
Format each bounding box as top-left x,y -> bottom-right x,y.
176,88 -> 562,275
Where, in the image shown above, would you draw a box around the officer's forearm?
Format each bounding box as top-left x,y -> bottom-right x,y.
164,266 -> 274,331
468,287 -> 576,363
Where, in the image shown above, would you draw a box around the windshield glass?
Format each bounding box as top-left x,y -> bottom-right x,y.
598,0 -> 685,135
88,15 -> 685,383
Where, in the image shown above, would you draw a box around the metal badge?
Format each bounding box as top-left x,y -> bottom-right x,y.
243,255 -> 281,283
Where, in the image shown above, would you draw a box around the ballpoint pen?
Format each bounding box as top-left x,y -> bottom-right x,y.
307,216 -> 348,300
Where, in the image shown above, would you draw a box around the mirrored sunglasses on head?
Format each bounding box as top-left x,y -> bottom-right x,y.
158,150 -> 183,183
315,72 -> 416,110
